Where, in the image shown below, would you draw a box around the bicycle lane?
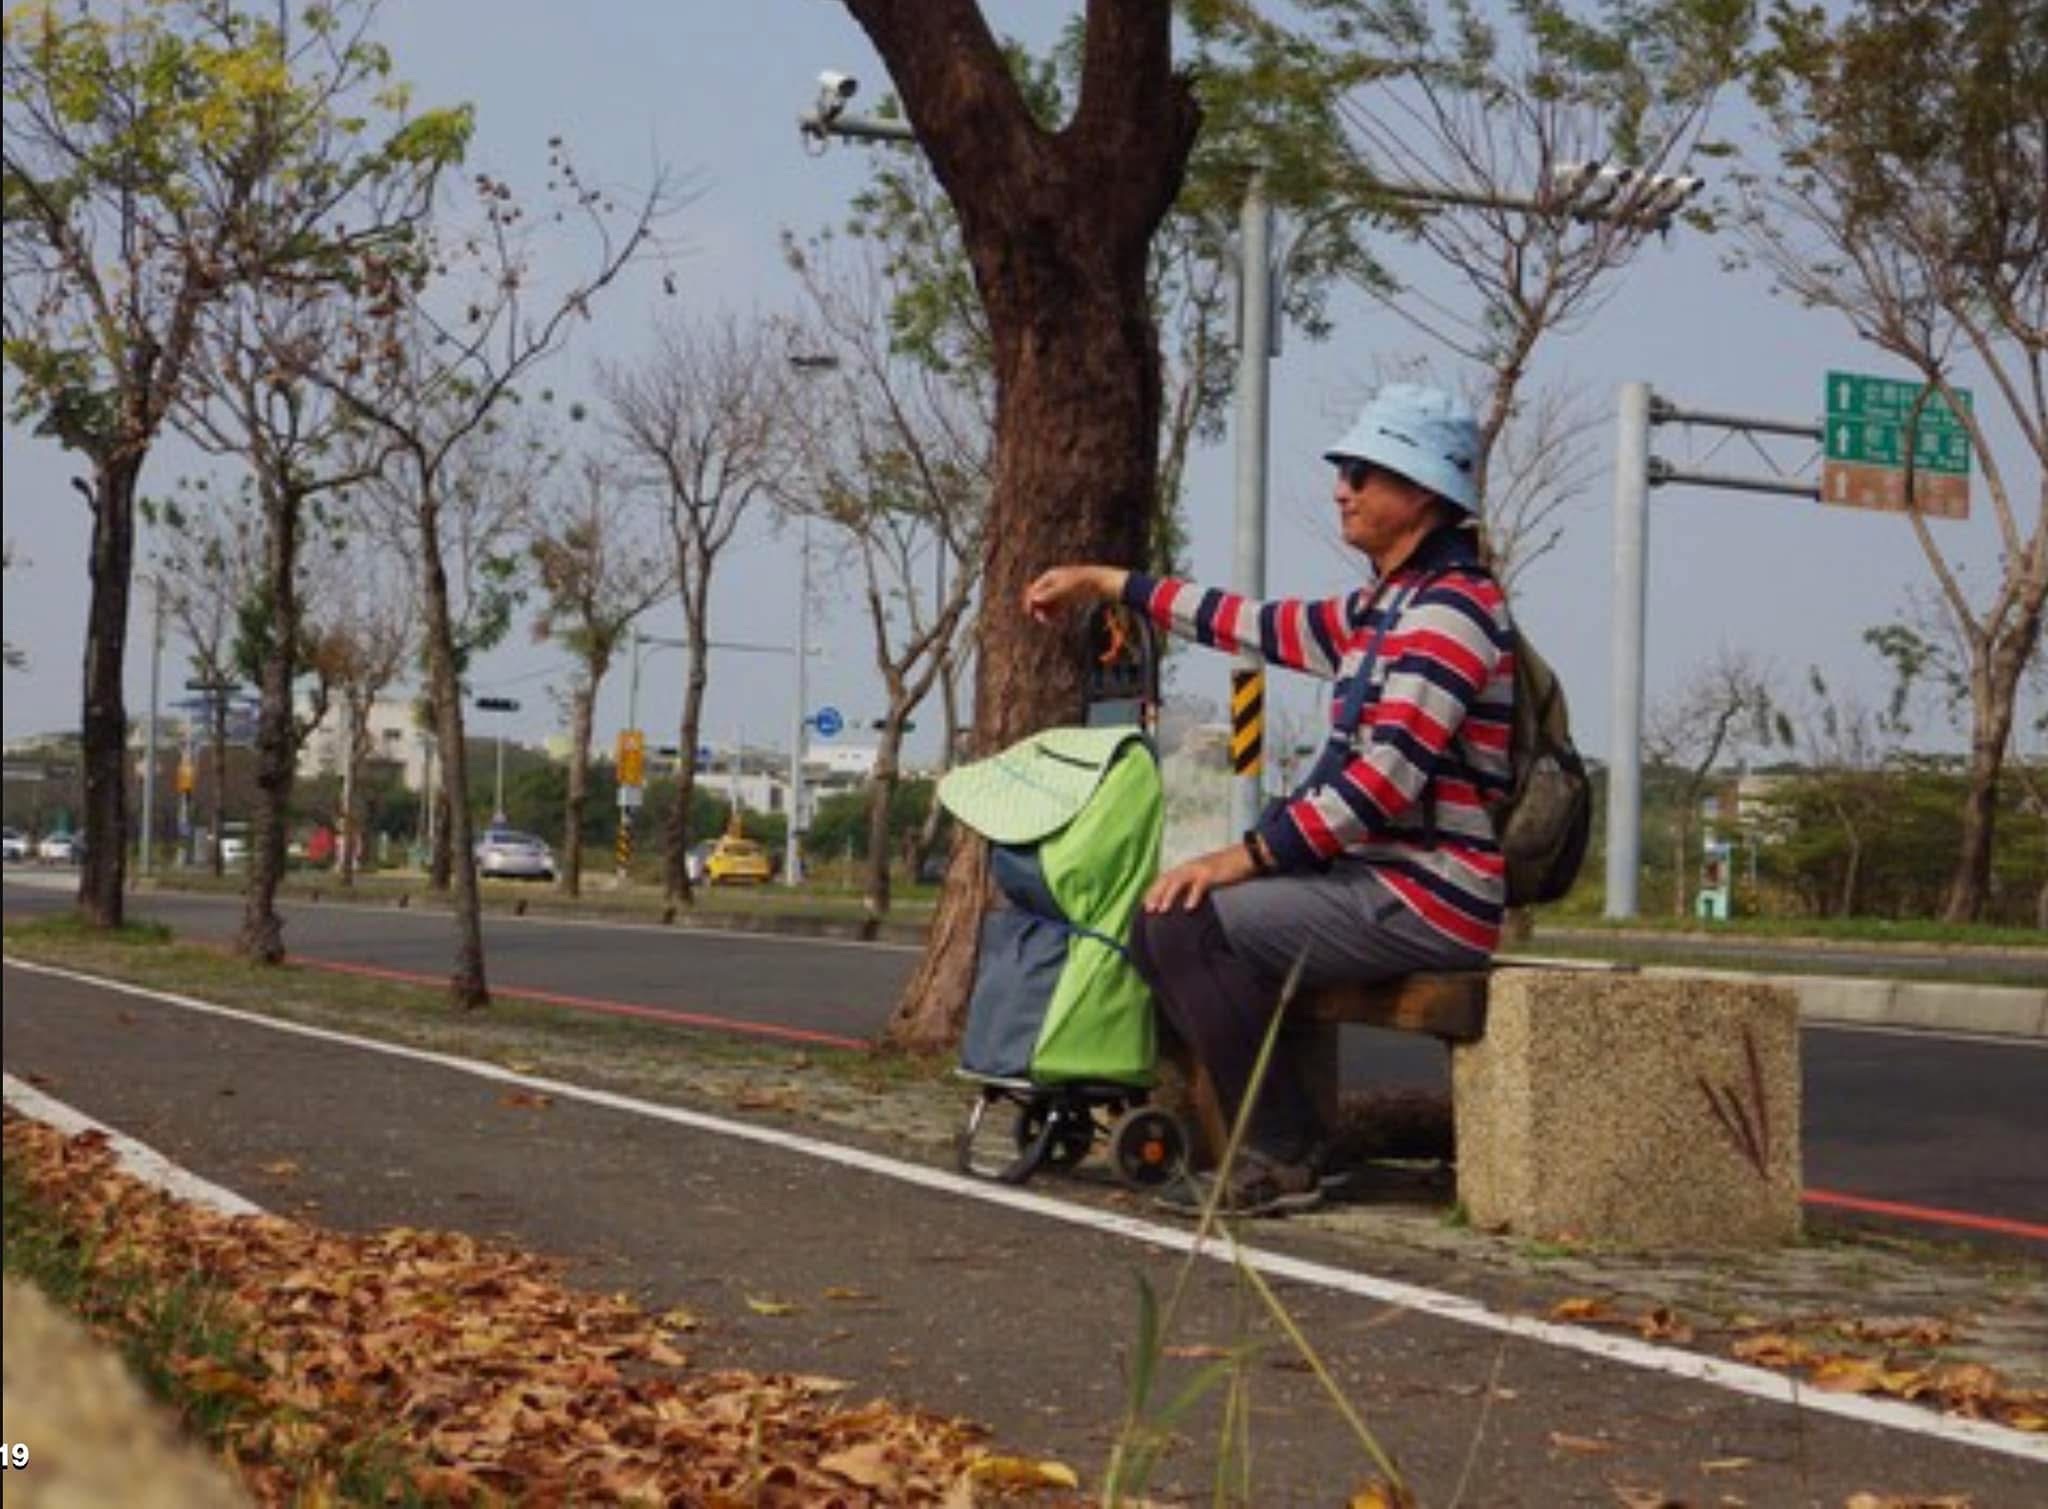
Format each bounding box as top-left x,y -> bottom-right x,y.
4,960 -> 2042,1506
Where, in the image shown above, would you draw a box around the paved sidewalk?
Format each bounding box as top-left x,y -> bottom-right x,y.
4,961 -> 2044,1505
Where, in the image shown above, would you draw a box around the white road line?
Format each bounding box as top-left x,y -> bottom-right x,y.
2,1072 -> 265,1218
4,953 -> 2043,1466
1803,1019 -> 2048,1050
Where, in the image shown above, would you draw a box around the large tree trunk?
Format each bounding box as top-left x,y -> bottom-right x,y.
339,694 -> 366,887
863,721 -> 906,917
1943,632 -> 2033,924
77,458 -> 140,927
665,627 -> 711,904
417,497 -> 489,1008
561,680 -> 597,897
241,491 -> 303,963
851,0 -> 1196,1052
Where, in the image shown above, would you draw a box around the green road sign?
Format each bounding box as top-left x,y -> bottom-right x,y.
1824,372 -> 1972,476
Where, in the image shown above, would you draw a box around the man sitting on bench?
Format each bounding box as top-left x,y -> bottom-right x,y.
1023,383 -> 1514,1216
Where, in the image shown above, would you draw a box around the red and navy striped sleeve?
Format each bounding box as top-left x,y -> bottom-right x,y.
1121,572 -> 1362,678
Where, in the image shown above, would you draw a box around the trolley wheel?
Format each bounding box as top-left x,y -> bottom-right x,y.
1016,1097 -> 1096,1171
1110,1105 -> 1187,1189
957,1092 -> 1056,1185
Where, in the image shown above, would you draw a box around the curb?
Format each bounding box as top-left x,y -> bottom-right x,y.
1642,966 -> 2048,1040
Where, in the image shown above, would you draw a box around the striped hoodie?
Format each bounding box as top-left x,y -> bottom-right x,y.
1122,525 -> 1516,953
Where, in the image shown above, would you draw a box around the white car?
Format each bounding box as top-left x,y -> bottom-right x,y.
1,828 -> 26,863
474,828 -> 556,881
37,832 -> 81,863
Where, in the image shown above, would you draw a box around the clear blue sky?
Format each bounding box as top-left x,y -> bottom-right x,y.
2,1 -> 2029,769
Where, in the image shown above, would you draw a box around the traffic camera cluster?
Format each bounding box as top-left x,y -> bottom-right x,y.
1547,162 -> 1705,229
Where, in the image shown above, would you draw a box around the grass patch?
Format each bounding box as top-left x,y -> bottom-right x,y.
1535,910 -> 2047,951
7,912 -> 173,947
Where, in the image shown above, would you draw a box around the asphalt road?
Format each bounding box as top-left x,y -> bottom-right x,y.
6,963 -> 2042,1503
6,879 -> 2044,1251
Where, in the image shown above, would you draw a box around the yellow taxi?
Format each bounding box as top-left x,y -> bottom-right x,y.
704,835 -> 772,886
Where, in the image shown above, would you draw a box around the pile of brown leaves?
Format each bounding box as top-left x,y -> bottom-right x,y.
1547,1297 -> 2047,1433
5,1115 -> 1079,1505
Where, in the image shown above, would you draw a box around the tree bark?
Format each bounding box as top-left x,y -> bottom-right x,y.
416,492 -> 489,1008
240,488 -> 304,963
1943,632 -> 2033,923
76,459 -> 141,927
339,693 -> 367,887
561,680 -> 597,897
863,723 -> 905,917
665,616 -> 711,904
848,0 -> 1198,1052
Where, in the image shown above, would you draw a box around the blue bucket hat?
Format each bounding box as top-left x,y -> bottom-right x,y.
1323,383 -> 1481,515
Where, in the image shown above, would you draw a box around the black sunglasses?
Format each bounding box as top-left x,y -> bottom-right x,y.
1336,458 -> 1380,490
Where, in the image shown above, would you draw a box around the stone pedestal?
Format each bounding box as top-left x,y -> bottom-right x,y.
1452,968 -> 1801,1248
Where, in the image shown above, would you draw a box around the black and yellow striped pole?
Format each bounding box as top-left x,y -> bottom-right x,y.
615,819 -> 633,878
1230,666 -> 1264,781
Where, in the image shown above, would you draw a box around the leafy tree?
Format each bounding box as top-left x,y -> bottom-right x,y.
311,568 -> 413,886
1739,0 -> 2046,921
526,454 -> 671,895
303,143 -> 679,1007
784,234 -> 985,917
1644,651 -> 1783,918
600,312 -> 792,905
2,0 -> 469,926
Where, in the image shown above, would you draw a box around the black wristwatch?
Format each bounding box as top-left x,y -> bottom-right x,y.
1242,829 -> 1275,875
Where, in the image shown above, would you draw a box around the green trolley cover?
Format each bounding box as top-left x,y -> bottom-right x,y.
940,726 -> 1162,1085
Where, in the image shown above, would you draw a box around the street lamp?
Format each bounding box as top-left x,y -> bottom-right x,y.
784,349 -> 839,887
474,696 -> 520,827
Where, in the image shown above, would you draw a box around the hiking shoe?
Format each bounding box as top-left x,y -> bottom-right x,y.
1151,1156 -> 1323,1219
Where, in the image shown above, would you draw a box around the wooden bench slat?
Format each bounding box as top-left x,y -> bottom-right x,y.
1296,971 -> 1489,1042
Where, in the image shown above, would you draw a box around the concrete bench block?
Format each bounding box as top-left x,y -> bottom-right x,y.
1452,968 -> 1801,1248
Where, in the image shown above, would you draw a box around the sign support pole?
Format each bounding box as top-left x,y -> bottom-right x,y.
1606,381 -> 1653,921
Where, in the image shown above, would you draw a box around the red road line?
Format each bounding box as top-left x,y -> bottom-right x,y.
289,955 -> 873,1053
1803,1187 -> 2048,1244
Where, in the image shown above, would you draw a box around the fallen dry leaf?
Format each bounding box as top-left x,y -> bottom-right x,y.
967,1453 -> 1081,1491
821,1285 -> 869,1301
1349,1482 -> 1419,1509
744,1294 -> 800,1317
1548,1430 -> 1617,1455
1842,1496 -> 1974,1509
1552,1296 -> 1614,1323
497,1090 -> 553,1110
1637,1305 -> 1695,1343
1611,1489 -> 1685,1509
1164,1343 -> 1234,1360
1700,1456 -> 1755,1473
258,1159 -> 301,1178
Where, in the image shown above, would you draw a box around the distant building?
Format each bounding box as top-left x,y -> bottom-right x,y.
296,697 -> 432,790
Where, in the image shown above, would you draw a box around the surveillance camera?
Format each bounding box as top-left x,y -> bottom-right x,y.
815,70 -> 858,123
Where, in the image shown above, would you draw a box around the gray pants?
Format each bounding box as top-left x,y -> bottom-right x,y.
1210,861 -> 1489,987
1129,864 -> 1486,1164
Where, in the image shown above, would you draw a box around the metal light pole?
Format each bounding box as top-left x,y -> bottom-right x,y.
1232,171 -> 1275,838
787,515 -> 812,888
140,576 -> 164,876
786,350 -> 839,888
1606,381 -> 1653,919
475,696 -> 520,827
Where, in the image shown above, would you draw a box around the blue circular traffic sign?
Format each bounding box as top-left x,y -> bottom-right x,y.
813,705 -> 843,739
